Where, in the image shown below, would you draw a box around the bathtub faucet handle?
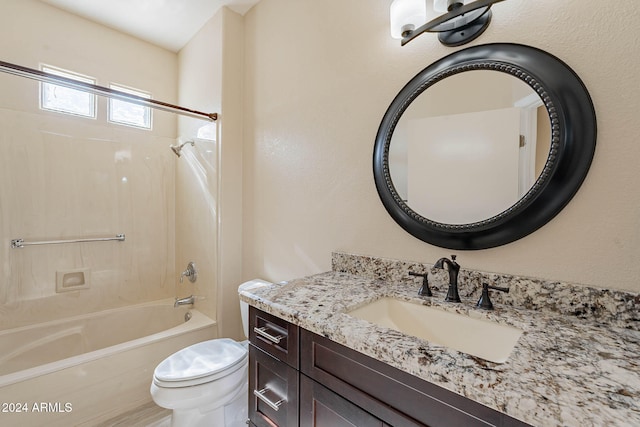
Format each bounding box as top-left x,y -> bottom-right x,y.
179,261 -> 197,283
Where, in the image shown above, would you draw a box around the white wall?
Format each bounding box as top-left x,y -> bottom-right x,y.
242,0 -> 640,292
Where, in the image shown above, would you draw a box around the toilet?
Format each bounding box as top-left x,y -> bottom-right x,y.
150,279 -> 271,427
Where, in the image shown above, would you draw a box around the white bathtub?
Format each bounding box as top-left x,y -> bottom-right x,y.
0,299 -> 216,427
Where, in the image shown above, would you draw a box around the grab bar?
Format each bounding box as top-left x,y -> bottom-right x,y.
11,234 -> 125,249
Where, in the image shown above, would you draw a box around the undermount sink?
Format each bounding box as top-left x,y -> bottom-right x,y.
346,297 -> 523,364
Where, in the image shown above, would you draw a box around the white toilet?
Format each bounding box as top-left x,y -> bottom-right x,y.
150,279 -> 270,427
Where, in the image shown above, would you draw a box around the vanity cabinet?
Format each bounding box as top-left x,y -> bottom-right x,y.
248,306 -> 530,427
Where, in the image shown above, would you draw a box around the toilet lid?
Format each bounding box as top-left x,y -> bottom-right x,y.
154,338 -> 247,385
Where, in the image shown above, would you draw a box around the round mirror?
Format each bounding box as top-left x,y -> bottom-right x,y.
389,70 -> 550,225
374,43 -> 596,249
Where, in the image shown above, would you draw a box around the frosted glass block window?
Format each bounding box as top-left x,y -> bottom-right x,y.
109,84 -> 152,129
40,66 -> 96,118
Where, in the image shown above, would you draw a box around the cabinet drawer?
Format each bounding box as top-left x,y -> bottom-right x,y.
301,330 -> 530,427
249,345 -> 299,427
300,374 -> 387,427
249,306 -> 299,369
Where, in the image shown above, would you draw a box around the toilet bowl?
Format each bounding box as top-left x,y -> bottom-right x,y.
150,279 -> 271,427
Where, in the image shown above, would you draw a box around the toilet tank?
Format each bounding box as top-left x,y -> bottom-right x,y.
238,279 -> 271,338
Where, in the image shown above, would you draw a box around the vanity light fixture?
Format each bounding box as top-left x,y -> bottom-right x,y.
390,0 -> 506,47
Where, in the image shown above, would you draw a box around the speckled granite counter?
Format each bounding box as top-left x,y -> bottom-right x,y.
239,253 -> 640,427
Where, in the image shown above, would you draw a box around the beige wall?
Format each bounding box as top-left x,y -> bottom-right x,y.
177,10 -> 224,330
216,8 -> 246,340
242,0 -> 640,292
178,7 -> 245,340
2,0 -> 637,334
0,0 -> 179,328
0,0 -> 178,131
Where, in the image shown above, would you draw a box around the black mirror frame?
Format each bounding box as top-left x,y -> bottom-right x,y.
373,43 -> 597,250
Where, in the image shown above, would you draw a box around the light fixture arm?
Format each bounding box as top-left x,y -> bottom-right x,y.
401,0 -> 506,47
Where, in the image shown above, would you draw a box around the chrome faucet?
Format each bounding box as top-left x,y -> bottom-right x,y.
180,261 -> 197,283
174,295 -> 195,307
433,255 -> 461,303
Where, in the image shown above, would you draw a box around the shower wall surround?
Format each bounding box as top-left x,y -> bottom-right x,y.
0,105 -> 177,329
0,0 -> 183,331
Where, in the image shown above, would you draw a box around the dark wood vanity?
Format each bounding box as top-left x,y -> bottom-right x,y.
248,306 -> 531,427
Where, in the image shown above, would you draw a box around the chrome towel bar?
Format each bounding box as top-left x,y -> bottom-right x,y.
11,234 -> 125,249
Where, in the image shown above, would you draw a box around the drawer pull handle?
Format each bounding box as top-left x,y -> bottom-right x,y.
254,326 -> 284,344
254,388 -> 285,411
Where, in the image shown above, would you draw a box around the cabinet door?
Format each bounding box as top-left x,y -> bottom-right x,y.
300,374 -> 386,427
249,344 -> 299,427
301,329 -> 530,427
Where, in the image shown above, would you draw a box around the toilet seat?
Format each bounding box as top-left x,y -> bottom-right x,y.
153,338 -> 247,388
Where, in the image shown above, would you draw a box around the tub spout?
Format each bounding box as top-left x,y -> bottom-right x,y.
174,295 -> 195,307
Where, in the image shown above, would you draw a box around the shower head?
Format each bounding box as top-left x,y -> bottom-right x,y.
170,140 -> 195,157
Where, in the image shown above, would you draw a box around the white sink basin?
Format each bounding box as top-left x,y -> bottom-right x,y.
346,297 -> 523,363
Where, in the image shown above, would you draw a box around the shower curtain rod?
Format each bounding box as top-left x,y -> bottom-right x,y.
0,60 -> 218,122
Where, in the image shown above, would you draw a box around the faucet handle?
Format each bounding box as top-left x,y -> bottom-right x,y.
476,283 -> 509,310
179,261 -> 197,283
409,271 -> 433,297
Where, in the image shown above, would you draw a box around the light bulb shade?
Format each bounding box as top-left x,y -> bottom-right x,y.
390,0 -> 427,39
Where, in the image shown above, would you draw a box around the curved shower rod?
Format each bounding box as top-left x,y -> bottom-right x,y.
0,60 -> 218,122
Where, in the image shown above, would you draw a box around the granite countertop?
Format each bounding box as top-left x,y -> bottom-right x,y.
240,270 -> 640,427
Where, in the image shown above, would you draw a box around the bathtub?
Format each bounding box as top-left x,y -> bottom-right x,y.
0,299 -> 216,427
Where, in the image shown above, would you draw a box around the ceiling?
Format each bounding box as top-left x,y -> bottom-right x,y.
40,0 -> 260,52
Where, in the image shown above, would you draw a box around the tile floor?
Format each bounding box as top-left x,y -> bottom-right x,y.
95,402 -> 170,427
